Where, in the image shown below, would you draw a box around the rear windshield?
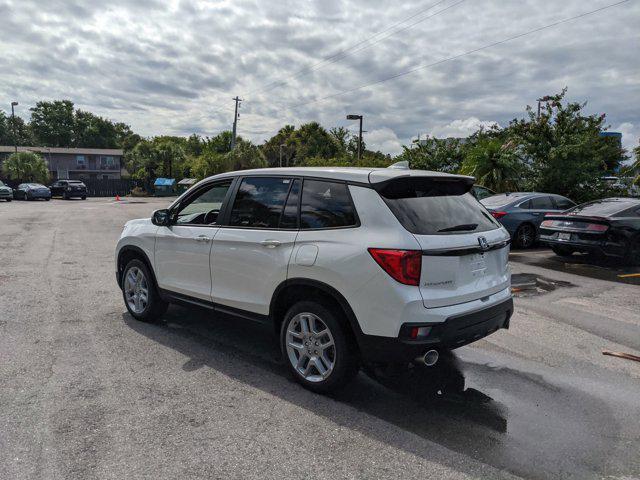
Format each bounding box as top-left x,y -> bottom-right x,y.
480,193 -> 527,208
568,199 -> 639,217
378,178 -> 500,235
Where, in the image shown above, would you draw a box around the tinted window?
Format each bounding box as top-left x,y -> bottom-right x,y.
176,181 -> 232,225
280,179 -> 300,228
481,193 -> 527,208
568,199 -> 639,217
529,196 -> 554,209
379,178 -> 500,235
554,196 -> 575,210
299,180 -> 356,229
229,177 -> 291,228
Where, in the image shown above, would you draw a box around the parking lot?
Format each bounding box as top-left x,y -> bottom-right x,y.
1,198 -> 639,480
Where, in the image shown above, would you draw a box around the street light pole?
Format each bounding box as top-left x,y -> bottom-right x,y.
10,101 -> 18,153
346,114 -> 363,161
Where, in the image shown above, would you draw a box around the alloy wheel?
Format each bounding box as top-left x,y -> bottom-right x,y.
518,224 -> 535,248
285,312 -> 336,383
124,266 -> 149,314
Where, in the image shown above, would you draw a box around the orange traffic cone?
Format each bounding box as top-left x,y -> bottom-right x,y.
115,194 -> 121,201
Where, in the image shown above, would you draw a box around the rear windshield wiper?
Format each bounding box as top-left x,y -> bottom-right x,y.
437,223 -> 478,233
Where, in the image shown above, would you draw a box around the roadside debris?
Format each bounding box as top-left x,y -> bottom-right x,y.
511,273 -> 574,297
602,350 -> 640,364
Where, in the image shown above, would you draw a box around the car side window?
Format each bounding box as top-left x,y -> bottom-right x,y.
529,196 -> 554,209
554,197 -> 575,210
280,179 -> 301,229
300,179 -> 357,229
174,180 -> 233,226
517,199 -> 531,209
229,177 -> 292,228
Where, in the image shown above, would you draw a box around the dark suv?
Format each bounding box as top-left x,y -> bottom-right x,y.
50,180 -> 87,200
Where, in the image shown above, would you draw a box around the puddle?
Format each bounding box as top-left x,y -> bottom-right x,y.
511,273 -> 574,297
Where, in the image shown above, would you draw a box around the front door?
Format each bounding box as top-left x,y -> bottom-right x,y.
155,180 -> 233,301
210,177 -> 300,315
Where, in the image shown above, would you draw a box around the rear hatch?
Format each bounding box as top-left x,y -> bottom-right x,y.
374,174 -> 511,308
540,215 -> 611,241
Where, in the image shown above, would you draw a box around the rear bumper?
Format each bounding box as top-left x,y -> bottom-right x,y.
357,297 -> 514,364
540,232 -> 625,258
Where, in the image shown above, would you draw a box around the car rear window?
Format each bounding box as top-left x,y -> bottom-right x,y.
567,199 -> 639,217
481,193 -> 526,208
378,178 -> 500,235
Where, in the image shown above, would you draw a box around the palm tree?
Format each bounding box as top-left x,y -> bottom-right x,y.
2,152 -> 49,184
460,138 -> 522,192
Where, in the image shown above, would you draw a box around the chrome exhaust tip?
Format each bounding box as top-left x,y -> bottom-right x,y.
415,349 -> 439,367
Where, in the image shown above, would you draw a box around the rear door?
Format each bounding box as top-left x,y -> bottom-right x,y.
526,195 -> 557,228
376,177 -> 511,308
210,176 -> 300,315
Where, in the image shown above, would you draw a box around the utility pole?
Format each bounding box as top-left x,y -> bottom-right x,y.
346,114 -> 363,161
537,96 -> 552,120
231,96 -> 242,150
279,144 -> 286,167
10,101 -> 18,153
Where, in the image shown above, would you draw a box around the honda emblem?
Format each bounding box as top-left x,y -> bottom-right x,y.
478,236 -> 490,251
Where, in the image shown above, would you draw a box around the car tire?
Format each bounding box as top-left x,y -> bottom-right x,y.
624,238 -> 640,266
63,192 -> 68,200
552,246 -> 574,257
5,198 -> 10,202
514,223 -> 536,249
45,198 -> 50,201
121,259 -> 168,322
81,196 -> 86,200
280,300 -> 359,393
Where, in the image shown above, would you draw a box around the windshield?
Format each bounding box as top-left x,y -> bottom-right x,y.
378,178 -> 500,235
567,199 -> 639,217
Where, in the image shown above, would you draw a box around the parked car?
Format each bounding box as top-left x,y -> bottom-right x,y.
13,183 -> 51,201
0,180 -> 12,202
471,185 -> 496,200
540,197 -> 640,264
481,192 -> 576,248
116,167 -> 513,393
50,179 -> 87,199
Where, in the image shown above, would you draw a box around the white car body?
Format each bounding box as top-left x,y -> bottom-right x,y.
116,167 -> 513,370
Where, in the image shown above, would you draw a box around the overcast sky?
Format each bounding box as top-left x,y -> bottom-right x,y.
1,0 -> 638,155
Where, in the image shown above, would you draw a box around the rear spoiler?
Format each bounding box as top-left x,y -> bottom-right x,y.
371,174 -> 475,195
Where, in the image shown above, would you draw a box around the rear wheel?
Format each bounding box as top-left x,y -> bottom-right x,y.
122,259 -> 168,322
81,196 -> 86,200
514,223 -> 536,248
552,246 -> 574,257
624,238 -> 640,266
280,300 -> 358,393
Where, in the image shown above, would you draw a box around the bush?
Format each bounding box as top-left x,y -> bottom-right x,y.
2,151 -> 49,184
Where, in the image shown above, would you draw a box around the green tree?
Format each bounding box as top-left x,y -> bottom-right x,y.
124,138 -> 186,185
30,100 -> 75,147
2,152 -> 49,183
507,88 -> 625,202
0,111 -> 34,146
204,131 -> 236,154
460,137 -> 523,192
73,110 -> 119,148
262,125 -> 296,167
225,139 -> 267,171
394,136 -> 465,173
290,122 -> 339,164
191,151 -> 230,180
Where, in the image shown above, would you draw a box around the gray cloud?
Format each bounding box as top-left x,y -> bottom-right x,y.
0,0 -> 638,155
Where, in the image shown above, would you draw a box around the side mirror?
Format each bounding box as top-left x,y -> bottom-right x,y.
151,209 -> 171,226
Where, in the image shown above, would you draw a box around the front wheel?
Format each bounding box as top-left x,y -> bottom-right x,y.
280,301 -> 358,393
514,223 -> 536,249
122,259 -> 168,322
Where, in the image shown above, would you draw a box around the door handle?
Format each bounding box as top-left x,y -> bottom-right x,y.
195,235 -> 211,243
261,239 -> 281,248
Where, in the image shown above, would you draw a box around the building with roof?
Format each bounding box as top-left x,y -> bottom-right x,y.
0,146 -> 124,180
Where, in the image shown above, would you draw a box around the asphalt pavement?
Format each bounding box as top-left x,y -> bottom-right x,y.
1,197 -> 639,480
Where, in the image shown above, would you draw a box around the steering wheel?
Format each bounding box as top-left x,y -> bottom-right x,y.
203,209 -> 220,225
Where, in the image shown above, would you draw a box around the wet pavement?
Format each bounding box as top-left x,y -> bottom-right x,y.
1,198 -> 639,480
509,247 -> 640,286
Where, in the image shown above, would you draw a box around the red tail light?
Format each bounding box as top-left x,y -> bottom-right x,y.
541,219 -> 553,228
491,211 -> 507,219
368,248 -> 422,286
586,223 -> 609,232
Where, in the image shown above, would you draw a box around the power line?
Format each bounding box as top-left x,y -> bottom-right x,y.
286,0 -> 631,110
244,0 -> 462,97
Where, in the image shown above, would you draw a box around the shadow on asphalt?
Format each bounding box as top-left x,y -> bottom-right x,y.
123,305 -> 620,480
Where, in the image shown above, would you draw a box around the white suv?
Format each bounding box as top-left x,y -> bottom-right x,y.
116,167 -> 513,392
